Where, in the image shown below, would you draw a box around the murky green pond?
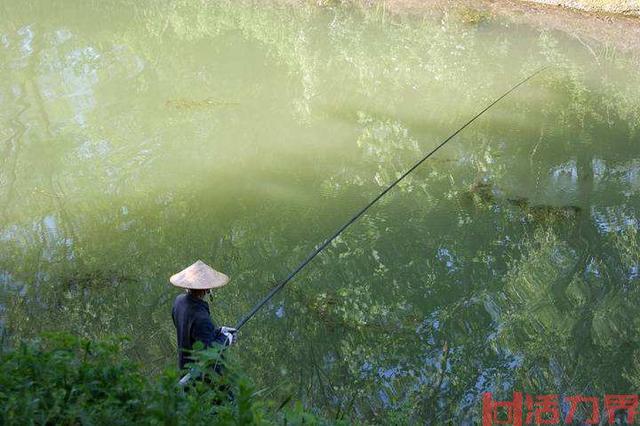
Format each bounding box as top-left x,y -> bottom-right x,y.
1,0 -> 639,423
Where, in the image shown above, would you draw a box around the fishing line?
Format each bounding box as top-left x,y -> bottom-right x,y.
234,66 -> 548,331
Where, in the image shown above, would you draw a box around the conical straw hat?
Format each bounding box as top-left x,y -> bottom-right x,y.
170,260 -> 230,290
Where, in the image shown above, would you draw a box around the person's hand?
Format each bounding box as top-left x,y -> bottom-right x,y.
220,326 -> 237,346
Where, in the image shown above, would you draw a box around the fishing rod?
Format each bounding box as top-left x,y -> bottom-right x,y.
234,67 -> 548,332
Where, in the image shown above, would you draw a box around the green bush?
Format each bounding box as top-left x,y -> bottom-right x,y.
0,333 -> 337,425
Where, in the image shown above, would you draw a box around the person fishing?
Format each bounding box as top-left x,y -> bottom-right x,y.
167,69 -> 545,381
162,69 -> 543,407
170,260 -> 238,375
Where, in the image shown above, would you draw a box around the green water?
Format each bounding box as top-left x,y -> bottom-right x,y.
1,0 -> 640,422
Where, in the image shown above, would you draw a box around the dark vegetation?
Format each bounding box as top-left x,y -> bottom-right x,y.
0,333 -> 333,425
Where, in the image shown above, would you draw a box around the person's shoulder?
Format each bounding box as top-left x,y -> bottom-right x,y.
173,292 -> 188,307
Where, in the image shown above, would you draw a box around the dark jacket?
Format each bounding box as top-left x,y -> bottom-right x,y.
172,293 -> 227,370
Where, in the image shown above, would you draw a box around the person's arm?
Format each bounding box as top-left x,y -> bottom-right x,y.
192,311 -> 227,347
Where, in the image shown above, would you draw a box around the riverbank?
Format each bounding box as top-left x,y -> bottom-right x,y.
364,0 -> 640,17
347,0 -> 640,59
288,0 -> 640,56
524,0 -> 640,16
